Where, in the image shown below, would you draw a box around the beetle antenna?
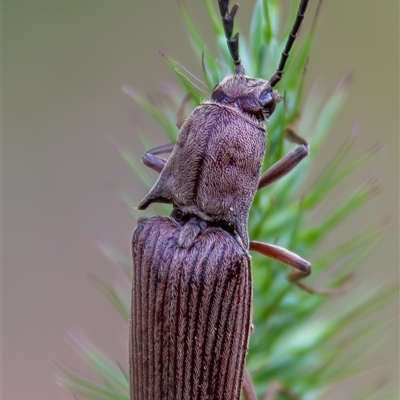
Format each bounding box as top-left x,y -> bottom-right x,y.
218,0 -> 244,74
269,0 -> 309,87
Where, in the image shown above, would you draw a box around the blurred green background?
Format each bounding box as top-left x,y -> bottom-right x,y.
3,0 -> 398,398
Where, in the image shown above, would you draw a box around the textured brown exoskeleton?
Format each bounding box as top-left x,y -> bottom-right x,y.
130,1 -> 312,399
131,216 -> 252,399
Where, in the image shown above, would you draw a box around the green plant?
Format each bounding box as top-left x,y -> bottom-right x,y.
57,1 -> 396,399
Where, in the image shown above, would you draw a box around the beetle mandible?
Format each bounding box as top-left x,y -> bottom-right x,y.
130,1 -> 312,399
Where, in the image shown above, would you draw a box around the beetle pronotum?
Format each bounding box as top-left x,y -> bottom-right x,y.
130,1 -> 312,399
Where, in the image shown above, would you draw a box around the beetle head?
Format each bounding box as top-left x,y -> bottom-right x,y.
218,0 -> 310,91
211,75 -> 282,121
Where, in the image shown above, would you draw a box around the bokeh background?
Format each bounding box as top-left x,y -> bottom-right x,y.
3,0 -> 399,398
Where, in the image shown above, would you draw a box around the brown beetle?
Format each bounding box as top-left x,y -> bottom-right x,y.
130,1 -> 311,399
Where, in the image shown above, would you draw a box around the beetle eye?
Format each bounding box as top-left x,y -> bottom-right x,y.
259,90 -> 276,116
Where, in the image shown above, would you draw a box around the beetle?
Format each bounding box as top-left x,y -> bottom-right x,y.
130,1 -> 312,399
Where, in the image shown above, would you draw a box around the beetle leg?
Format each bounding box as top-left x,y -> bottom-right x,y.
258,127 -> 309,189
288,270 -> 351,295
242,367 -> 257,400
250,241 -> 311,273
263,381 -> 300,400
258,144 -> 309,190
142,153 -> 167,173
284,126 -> 309,146
142,143 -> 174,173
249,240 -> 350,294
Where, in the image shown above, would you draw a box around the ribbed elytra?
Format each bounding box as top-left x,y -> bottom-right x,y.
130,217 -> 252,400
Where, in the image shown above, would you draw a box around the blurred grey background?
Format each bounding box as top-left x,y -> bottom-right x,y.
3,0 -> 399,398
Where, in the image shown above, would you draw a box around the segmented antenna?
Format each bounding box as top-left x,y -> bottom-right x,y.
218,0 -> 244,74
269,0 -> 309,87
